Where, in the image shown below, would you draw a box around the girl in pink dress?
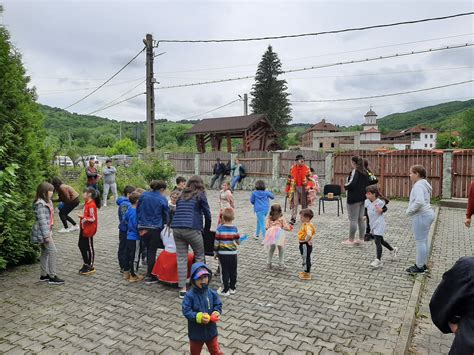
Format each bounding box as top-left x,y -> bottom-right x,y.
263,204 -> 292,268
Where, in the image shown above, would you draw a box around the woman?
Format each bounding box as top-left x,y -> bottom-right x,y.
171,175 -> 212,298
52,177 -> 80,233
406,165 -> 435,274
342,156 -> 370,246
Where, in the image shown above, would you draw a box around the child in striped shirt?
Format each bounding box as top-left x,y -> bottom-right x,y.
214,207 -> 240,297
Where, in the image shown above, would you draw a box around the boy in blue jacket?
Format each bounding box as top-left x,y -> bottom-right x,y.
182,262 -> 223,355
116,185 -> 135,273
123,191 -> 144,282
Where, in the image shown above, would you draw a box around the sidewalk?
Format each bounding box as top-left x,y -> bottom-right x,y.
409,207 -> 474,354
0,191 -> 439,353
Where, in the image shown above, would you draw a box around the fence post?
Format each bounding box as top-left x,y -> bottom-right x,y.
163,152 -> 170,161
272,152 -> 281,181
194,153 -> 200,175
325,152 -> 333,184
442,150 -> 453,199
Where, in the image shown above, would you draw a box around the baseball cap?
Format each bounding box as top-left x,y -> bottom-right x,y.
193,267 -> 210,280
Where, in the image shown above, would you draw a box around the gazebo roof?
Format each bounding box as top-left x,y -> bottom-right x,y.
187,114 -> 273,135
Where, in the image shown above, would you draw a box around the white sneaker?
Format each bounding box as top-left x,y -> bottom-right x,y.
58,228 -> 70,233
390,247 -> 399,260
103,203 -> 107,207
69,225 -> 79,232
229,289 -> 236,295
370,259 -> 383,268
217,287 -> 230,296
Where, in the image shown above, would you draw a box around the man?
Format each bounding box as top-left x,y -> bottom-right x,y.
102,159 -> 118,207
285,154 -> 313,225
209,158 -> 226,190
86,158 -> 101,190
430,256 -> 474,354
230,158 -> 246,190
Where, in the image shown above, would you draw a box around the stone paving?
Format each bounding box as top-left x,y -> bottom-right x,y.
0,190 -> 434,354
409,207 -> 474,355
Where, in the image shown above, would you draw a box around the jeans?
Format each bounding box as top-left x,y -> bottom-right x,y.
299,242 -> 312,273
210,174 -> 224,189
347,202 -> 365,241
59,198 -> 79,229
40,237 -> 57,277
124,239 -> 140,275
174,228 -> 205,288
218,254 -> 237,292
255,211 -> 267,238
231,176 -> 241,190
118,231 -> 127,270
412,210 -> 435,268
103,182 -> 118,204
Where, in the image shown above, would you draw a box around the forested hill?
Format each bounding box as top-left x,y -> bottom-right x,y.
377,99 -> 474,131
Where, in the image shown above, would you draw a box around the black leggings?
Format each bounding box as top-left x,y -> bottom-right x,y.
78,233 -> 95,266
141,228 -> 162,276
374,235 -> 393,260
60,198 -> 79,228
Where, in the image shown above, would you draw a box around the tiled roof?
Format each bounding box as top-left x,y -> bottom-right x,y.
306,119 -> 340,132
186,114 -> 273,134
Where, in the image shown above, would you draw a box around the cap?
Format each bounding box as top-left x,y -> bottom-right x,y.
193,267 -> 210,280
295,154 -> 305,161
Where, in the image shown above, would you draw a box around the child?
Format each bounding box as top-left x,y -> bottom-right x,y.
116,185 -> 136,273
218,181 -> 234,225
250,180 -> 274,240
31,182 -> 65,285
264,204 -> 292,268
307,168 -> 321,206
297,209 -> 316,280
173,176 -> 187,193
123,190 -> 145,282
365,185 -> 398,269
182,262 -> 223,355
214,207 -> 240,296
78,187 -> 100,275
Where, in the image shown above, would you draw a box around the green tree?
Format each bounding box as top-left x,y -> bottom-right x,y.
250,45 -> 292,147
436,132 -> 461,149
0,15 -> 49,269
106,138 -> 138,156
461,109 -> 474,148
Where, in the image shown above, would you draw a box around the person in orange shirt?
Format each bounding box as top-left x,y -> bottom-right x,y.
285,154 -> 313,225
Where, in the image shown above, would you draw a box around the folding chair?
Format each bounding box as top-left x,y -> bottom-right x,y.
318,184 -> 344,216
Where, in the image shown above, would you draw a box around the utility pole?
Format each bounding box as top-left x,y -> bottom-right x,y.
144,33 -> 156,153
119,123 -> 122,140
243,93 -> 248,115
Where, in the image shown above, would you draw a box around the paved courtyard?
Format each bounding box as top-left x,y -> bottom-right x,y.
0,190 -> 459,354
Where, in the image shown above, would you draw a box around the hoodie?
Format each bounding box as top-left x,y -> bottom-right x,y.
117,196 -> 132,232
250,190 -> 274,213
406,179 -> 433,217
182,262 -> 223,342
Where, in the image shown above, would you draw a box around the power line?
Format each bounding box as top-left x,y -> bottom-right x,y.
181,99 -> 241,120
156,33 -> 474,75
290,80 -> 473,103
87,92 -> 145,115
37,78 -> 145,95
157,12 -> 474,43
155,43 -> 473,90
63,48 -> 145,110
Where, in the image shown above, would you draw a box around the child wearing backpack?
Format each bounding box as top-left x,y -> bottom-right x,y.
250,180 -> 274,240
263,204 -> 292,268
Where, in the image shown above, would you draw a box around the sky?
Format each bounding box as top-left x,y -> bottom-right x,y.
1,0 -> 473,126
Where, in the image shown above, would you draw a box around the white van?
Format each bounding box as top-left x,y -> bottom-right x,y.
54,156 -> 74,167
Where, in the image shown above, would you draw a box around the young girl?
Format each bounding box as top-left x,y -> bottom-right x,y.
365,185 -> 398,268
78,187 -> 100,275
218,181 -> 235,225
31,182 -> 65,285
263,204 -> 292,268
307,168 -> 321,206
250,180 -> 274,240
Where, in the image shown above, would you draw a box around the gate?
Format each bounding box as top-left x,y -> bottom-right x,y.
452,150 -> 474,198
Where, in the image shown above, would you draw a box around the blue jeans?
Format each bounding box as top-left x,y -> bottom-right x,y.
255,210 -> 267,238
231,176 -> 241,190
412,210 -> 435,268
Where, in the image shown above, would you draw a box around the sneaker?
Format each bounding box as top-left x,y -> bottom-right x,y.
69,225 -> 79,232
81,266 -> 96,275
179,290 -> 187,299
370,259 -> 383,269
229,288 -> 236,295
217,288 -> 230,296
290,218 -> 296,225
48,276 -> 65,285
128,274 -> 144,283
58,228 -> 70,233
254,235 -> 259,240
406,265 -> 425,274
79,265 -> 88,274
123,271 -> 131,280
39,275 -> 50,282
390,247 -> 399,260
299,272 -> 312,280
103,203 -> 107,207
423,264 -> 429,272
342,240 -> 355,247
145,275 -> 159,285
354,239 -> 363,245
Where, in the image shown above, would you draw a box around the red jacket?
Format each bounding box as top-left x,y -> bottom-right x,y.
467,181 -> 474,219
80,199 -> 98,238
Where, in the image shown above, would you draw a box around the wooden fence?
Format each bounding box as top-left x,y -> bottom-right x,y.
279,151 -> 327,180
168,152 -> 194,174
333,150 -> 444,198
238,151 -> 273,176
452,150 -> 474,198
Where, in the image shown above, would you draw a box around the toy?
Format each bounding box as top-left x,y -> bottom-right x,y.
239,234 -> 249,243
210,312 -> 220,323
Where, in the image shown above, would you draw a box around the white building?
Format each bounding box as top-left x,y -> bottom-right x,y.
384,126 -> 438,150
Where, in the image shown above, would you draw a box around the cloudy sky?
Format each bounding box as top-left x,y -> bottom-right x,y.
1,0 -> 473,126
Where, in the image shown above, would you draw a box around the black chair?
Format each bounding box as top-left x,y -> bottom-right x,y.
319,184 -> 344,216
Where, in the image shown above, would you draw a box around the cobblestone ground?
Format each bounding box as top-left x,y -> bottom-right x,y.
409,207 -> 474,354
1,190 -> 430,354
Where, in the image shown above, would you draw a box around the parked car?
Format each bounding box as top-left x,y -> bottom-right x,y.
111,154 -> 133,167
54,156 -> 74,167
75,155 -> 109,167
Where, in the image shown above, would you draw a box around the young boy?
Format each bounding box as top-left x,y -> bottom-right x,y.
173,176 -> 187,193
214,207 -> 240,296
123,191 -> 144,282
116,185 -> 135,273
297,208 -> 316,280
182,262 -> 223,355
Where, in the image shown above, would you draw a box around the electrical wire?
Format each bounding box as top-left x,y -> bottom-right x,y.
155,43 -> 473,90
37,78 -> 145,95
87,92 -> 145,115
157,12 -> 474,43
63,48 -> 145,110
181,99 -> 241,120
290,80 -> 473,103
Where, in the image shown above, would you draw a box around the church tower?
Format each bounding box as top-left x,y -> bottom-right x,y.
363,106 -> 378,131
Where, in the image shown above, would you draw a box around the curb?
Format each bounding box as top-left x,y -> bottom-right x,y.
394,206 -> 441,355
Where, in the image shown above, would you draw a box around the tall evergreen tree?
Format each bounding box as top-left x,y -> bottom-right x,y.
0,6 -> 49,269
250,45 -> 292,147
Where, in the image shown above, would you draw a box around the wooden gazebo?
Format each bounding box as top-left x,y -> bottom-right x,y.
186,114 -> 278,153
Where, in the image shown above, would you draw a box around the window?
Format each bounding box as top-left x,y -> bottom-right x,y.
425,143 -> 428,148
430,134 -> 433,139
331,142 -> 335,148
430,143 -> 433,148
425,134 -> 428,139
319,142 -> 323,148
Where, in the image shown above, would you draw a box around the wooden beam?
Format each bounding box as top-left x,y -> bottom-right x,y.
227,134 -> 232,152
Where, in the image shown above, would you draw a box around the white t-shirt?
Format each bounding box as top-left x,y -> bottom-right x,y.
365,198 -> 386,236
